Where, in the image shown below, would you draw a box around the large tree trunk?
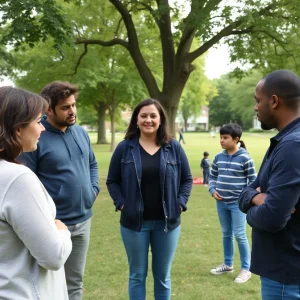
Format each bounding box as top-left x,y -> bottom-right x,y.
162,102 -> 178,137
159,63 -> 193,136
95,102 -> 108,144
184,119 -> 188,132
109,100 -> 116,152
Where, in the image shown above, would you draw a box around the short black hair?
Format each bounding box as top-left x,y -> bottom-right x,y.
220,123 -> 247,149
220,123 -> 242,139
262,70 -> 300,108
204,151 -> 209,156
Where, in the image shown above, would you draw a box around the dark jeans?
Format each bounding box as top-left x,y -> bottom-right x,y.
178,133 -> 185,144
203,168 -> 210,184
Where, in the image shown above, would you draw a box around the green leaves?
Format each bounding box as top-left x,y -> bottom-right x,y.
208,70 -> 262,129
0,0 -> 73,52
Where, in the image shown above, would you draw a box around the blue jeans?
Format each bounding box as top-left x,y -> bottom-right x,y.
216,201 -> 250,270
261,277 -> 300,300
203,168 -> 210,184
121,221 -> 181,300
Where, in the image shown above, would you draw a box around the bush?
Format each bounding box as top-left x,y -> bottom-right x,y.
247,128 -> 276,133
195,125 -> 208,132
248,128 -> 263,133
115,120 -> 128,133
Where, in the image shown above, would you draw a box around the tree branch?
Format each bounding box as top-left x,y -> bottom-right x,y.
75,38 -> 129,49
109,0 -> 161,98
202,0 -> 223,16
65,43 -> 89,76
155,0 -> 176,90
114,17 -> 123,36
187,3 -> 276,62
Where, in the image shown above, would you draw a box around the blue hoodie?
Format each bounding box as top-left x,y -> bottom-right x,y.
18,118 -> 100,225
209,148 -> 256,202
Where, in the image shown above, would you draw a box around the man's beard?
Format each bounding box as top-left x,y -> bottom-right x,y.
55,116 -> 76,128
260,120 -> 273,130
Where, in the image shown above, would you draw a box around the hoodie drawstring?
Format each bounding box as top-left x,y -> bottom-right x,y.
60,132 -> 72,160
70,130 -> 84,157
60,129 -> 84,160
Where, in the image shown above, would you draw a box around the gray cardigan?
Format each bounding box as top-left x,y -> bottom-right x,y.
0,160 -> 72,299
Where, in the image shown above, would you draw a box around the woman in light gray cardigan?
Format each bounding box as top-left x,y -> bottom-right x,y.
0,86 -> 72,299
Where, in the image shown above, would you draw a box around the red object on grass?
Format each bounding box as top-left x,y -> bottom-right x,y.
193,178 -> 203,184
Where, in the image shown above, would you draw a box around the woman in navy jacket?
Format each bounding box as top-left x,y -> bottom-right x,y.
106,98 -> 192,300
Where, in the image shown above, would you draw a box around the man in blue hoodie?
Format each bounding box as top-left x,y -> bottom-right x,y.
239,70 -> 300,300
19,81 -> 100,300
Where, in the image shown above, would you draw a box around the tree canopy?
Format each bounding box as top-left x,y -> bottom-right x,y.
2,0 -> 300,134
208,70 -> 262,129
0,0 -> 72,51
73,0 -> 300,133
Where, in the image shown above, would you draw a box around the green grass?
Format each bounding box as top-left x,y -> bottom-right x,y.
83,132 -> 273,300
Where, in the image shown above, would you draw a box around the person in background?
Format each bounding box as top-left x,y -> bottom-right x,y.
210,127 -> 216,138
0,86 -> 72,300
239,70 -> 300,300
209,123 -> 256,283
178,126 -> 185,144
106,98 -> 193,300
200,151 -> 210,187
19,81 -> 99,300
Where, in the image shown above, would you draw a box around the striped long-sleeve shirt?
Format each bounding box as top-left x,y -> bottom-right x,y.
209,148 -> 256,202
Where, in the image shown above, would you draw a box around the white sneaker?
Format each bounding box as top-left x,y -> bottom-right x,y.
234,269 -> 252,283
210,263 -> 234,275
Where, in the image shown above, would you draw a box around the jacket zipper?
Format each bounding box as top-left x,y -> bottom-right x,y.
132,149 -> 143,232
162,150 -> 169,233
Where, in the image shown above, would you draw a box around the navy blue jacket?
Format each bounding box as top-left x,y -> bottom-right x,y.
106,138 -> 193,232
239,117 -> 300,283
18,118 -> 100,225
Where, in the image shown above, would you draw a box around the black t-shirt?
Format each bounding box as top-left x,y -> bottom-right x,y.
140,145 -> 165,220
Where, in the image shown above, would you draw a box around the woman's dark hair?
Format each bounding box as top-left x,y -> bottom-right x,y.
0,86 -> 49,163
125,98 -> 171,145
41,81 -> 78,112
220,123 -> 246,149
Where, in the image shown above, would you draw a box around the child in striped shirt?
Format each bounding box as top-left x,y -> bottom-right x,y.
208,123 -> 256,284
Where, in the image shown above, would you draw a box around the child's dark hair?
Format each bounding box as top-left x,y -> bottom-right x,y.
203,151 -> 209,157
220,123 -> 246,149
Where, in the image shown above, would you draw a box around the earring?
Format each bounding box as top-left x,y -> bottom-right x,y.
137,125 -> 139,129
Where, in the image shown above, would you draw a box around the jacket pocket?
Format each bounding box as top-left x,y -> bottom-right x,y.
55,184 -> 95,218
121,159 -> 135,179
166,160 -> 179,179
121,204 -> 137,223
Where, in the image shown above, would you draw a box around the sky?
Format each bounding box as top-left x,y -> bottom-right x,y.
205,44 -> 231,80
0,78 -> 13,87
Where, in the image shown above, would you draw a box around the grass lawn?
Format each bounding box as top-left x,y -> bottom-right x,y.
83,132 -> 273,300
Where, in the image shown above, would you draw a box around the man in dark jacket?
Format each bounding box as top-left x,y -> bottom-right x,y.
239,70 -> 300,300
19,81 -> 100,300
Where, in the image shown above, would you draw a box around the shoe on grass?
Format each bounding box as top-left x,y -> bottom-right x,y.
234,269 -> 252,283
210,263 -> 234,275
